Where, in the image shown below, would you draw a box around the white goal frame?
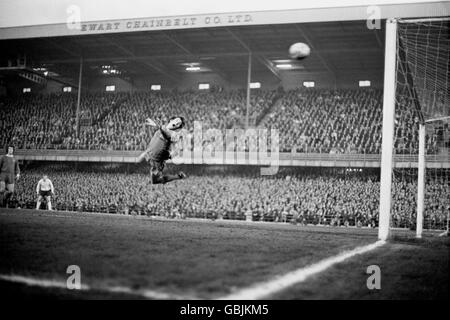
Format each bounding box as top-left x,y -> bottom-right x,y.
379,17 -> 449,240
378,18 -> 397,241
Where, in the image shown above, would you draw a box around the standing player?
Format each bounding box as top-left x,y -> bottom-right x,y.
139,116 -> 187,184
36,174 -> 55,210
0,146 -> 20,208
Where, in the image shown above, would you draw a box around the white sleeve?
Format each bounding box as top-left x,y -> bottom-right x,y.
50,180 -> 54,193
36,180 -> 41,193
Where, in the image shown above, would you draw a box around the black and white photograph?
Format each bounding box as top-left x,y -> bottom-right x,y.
0,0 -> 448,309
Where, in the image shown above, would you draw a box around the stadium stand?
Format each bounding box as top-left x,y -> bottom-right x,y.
2,88 -> 444,154
7,163 -> 449,230
262,88 -> 384,153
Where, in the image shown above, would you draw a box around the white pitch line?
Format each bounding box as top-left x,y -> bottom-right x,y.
1,242 -> 385,300
0,274 -> 90,290
218,240 -> 386,300
106,286 -> 196,300
438,230 -> 448,237
0,274 -> 195,300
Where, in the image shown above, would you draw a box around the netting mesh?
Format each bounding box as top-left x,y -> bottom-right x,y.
423,120 -> 450,231
397,18 -> 450,121
392,18 -> 450,231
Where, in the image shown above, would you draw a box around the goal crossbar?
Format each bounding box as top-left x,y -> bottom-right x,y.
425,116 -> 450,123
398,16 -> 450,23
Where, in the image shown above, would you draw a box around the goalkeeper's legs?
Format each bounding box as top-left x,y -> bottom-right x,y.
147,160 -> 186,184
151,172 -> 186,184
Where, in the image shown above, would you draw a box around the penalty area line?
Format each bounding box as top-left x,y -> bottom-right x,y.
0,274 -> 196,300
218,240 -> 386,300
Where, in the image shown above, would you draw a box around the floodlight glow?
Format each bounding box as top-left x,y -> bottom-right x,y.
359,80 -> 371,87
276,64 -> 292,69
198,83 -> 210,90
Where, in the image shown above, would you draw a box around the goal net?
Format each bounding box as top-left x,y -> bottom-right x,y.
380,17 -> 450,239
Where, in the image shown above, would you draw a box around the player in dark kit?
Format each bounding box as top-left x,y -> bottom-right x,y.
139,116 -> 187,184
0,146 -> 21,207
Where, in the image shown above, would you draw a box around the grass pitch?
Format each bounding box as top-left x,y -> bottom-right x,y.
0,209 -> 447,299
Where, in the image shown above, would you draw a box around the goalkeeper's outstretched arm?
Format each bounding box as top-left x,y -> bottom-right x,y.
145,118 -> 174,140
145,118 -> 160,127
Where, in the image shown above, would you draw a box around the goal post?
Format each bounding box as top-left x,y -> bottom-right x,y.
378,18 -> 398,241
379,16 -> 450,240
416,123 -> 425,238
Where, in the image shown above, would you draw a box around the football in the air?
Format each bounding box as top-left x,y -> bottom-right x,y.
289,42 -> 311,60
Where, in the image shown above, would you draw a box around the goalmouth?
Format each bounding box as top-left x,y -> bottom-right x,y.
379,17 -> 450,240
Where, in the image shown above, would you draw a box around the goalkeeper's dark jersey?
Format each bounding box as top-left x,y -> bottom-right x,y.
144,128 -> 172,162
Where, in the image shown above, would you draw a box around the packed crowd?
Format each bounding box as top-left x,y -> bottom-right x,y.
0,94 -> 77,149
0,92 -> 129,150
262,88 -> 384,153
8,163 -> 449,230
75,89 -> 278,150
0,88 -> 445,153
262,88 -> 444,154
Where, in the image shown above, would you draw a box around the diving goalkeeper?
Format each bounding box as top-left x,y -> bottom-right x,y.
139,116 -> 187,184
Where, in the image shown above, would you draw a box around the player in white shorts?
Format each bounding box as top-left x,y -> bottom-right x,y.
36,175 -> 55,210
